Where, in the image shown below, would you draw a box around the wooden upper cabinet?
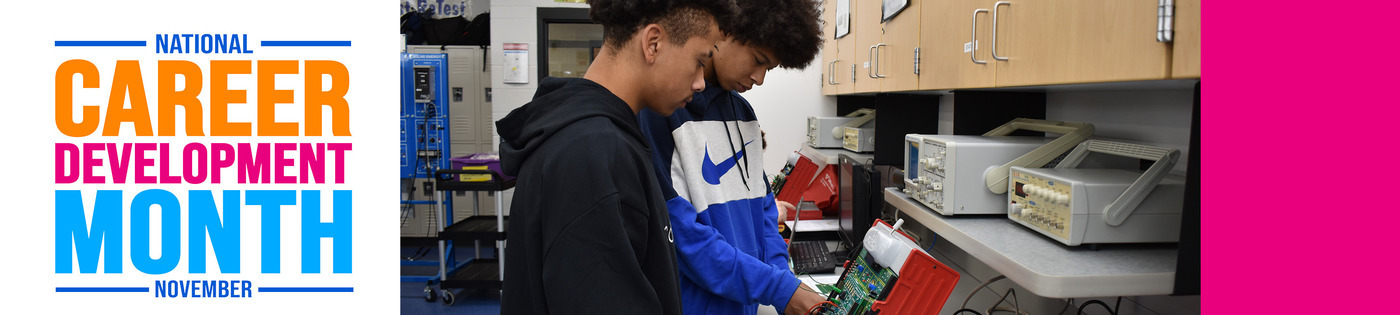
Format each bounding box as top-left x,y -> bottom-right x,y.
879,0 -> 921,92
1172,0 -> 1201,78
920,0 -> 998,90
836,0 -> 858,94
854,0 -> 883,93
994,0 -> 1172,87
822,0 -> 840,95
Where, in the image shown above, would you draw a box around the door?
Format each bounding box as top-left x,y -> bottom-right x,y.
920,0 -> 998,90
995,0 -> 1171,86
1171,0 -> 1200,78
880,0 -> 921,92
822,0 -> 841,95
854,0 -> 883,93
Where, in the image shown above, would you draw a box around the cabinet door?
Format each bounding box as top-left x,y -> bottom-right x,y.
920,0 -> 997,90
995,0 -> 1170,86
1171,0 -> 1200,78
854,0 -> 883,93
836,0 -> 859,94
879,0 -> 920,92
822,0 -> 840,95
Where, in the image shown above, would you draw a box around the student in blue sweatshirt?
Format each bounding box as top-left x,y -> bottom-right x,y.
637,0 -> 824,313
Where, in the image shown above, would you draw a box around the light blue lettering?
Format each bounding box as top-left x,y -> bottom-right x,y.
131,189 -> 181,274
301,190 -> 353,273
55,190 -> 123,273
189,190 -> 240,273
249,190 -> 295,273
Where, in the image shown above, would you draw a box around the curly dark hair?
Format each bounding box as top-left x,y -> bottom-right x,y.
589,0 -> 738,51
723,0 -> 823,69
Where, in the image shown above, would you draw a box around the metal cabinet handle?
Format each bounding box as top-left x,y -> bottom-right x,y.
828,60 -> 841,85
868,45 -> 878,78
873,43 -> 887,78
992,1 -> 1010,61
972,9 -> 989,64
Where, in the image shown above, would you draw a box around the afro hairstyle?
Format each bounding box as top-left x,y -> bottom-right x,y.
722,0 -> 823,69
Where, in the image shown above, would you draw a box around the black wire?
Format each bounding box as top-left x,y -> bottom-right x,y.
954,309 -> 986,315
1077,299 -> 1115,315
1113,297 -> 1122,313
410,247 -> 431,260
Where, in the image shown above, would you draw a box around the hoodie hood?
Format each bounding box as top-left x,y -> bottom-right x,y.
496,77 -> 646,176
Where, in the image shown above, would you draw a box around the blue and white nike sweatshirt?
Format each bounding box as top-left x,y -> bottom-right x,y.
639,85 -> 799,315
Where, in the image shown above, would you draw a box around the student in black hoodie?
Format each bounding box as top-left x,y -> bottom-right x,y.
495,0 -> 736,314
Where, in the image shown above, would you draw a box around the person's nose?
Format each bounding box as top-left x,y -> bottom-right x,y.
692,70 -> 706,92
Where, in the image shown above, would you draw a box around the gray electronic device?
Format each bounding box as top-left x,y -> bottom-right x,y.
902,119 -> 1094,216
903,135 -> 1054,215
842,125 -> 876,152
1007,140 -> 1183,245
808,116 -> 858,148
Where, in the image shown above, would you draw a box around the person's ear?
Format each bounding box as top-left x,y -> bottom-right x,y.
639,24 -> 663,64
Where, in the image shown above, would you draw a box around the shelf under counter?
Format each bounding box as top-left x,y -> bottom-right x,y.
884,187 -> 1178,298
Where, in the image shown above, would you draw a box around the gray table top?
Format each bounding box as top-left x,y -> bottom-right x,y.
885,188 -> 1179,298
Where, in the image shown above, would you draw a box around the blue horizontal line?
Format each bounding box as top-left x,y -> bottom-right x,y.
258,287 -> 354,293
56,287 -> 149,292
55,41 -> 146,47
261,41 -> 351,47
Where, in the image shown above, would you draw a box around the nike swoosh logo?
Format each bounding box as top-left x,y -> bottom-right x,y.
701,140 -> 756,185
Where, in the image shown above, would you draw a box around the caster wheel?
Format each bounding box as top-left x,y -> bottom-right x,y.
442,290 -> 457,306
423,286 -> 437,302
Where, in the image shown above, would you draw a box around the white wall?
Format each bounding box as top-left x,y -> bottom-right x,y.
1046,88 -> 1195,174
744,66 -> 839,175
490,0 -> 589,142
936,87 -> 1195,174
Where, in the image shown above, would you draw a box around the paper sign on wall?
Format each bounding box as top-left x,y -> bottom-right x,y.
504,43 -> 529,84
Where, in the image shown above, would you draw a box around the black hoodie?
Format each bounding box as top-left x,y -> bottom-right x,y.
496,77 -> 682,314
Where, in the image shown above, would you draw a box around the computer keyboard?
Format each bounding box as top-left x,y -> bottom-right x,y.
789,241 -> 835,274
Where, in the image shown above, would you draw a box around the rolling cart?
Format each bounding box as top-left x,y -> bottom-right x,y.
420,168 -> 512,305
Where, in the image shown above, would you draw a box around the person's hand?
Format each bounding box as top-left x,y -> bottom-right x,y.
784,283 -> 827,315
776,201 -> 796,224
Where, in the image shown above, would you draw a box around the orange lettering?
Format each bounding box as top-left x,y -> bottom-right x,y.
157,60 -> 205,136
305,60 -> 351,136
55,59 -> 100,137
210,60 -> 251,136
257,60 -> 298,136
102,60 -> 152,136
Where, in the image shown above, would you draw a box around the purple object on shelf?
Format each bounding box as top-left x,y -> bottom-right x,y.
449,152 -> 515,182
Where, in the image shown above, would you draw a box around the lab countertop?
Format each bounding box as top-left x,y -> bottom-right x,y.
884,188 -> 1178,298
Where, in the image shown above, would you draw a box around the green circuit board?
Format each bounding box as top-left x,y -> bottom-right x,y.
822,249 -> 897,315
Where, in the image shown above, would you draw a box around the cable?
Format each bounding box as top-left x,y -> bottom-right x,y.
953,309 -> 986,315
1077,299 -> 1115,315
959,275 -> 1007,311
1057,298 -> 1076,315
986,287 -> 1021,315
787,197 -> 807,272
806,300 -> 836,315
